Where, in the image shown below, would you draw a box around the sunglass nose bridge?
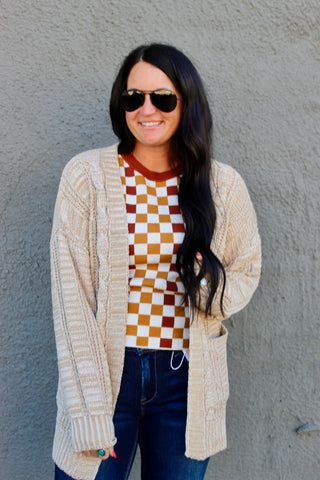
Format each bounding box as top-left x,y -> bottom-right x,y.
139,92 -> 157,112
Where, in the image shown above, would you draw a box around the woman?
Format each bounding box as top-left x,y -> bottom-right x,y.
52,44 -> 261,480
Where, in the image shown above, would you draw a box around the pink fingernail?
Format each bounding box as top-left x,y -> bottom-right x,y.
113,450 -> 117,459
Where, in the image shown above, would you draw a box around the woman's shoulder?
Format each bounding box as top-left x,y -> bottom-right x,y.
213,160 -> 244,185
55,144 -> 119,205
212,160 -> 254,209
61,143 -> 119,180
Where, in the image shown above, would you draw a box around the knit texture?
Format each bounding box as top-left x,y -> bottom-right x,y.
119,153 -> 189,350
51,144 -> 261,480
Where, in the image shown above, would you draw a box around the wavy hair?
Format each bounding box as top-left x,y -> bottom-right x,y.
109,43 -> 225,316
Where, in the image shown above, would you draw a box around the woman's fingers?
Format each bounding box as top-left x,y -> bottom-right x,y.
98,449 -> 110,460
82,448 -> 117,459
195,253 -> 208,285
83,450 -> 94,457
194,253 -> 203,275
108,446 -> 117,459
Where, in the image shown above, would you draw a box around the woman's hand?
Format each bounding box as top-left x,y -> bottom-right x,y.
83,446 -> 116,460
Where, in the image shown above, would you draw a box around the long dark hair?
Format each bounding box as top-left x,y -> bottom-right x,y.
110,43 -> 225,316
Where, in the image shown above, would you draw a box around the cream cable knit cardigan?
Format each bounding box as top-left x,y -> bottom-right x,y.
51,144 -> 261,480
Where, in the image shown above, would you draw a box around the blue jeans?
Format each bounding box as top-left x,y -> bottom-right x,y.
55,347 -> 209,480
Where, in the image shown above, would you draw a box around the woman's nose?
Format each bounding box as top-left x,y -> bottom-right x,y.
140,93 -> 157,114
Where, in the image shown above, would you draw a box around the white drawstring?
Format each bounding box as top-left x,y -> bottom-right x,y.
170,350 -> 189,370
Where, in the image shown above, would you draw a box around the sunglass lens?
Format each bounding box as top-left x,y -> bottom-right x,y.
121,91 -> 144,111
151,91 -> 177,112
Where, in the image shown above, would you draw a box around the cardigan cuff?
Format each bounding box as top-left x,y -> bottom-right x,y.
71,414 -> 116,452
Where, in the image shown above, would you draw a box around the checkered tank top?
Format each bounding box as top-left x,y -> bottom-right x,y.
119,153 -> 190,350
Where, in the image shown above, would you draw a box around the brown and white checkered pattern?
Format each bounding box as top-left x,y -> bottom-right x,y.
119,153 -> 190,350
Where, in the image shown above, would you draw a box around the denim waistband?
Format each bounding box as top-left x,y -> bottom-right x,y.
125,346 -> 183,355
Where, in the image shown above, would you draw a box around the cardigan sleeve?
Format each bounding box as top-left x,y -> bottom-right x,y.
202,168 -> 261,330
50,159 -> 116,452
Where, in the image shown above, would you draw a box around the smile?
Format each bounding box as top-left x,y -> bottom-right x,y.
140,121 -> 162,126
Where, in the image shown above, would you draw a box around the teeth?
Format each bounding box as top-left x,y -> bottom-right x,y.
141,122 -> 161,126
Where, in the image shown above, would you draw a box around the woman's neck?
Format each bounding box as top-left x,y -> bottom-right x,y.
132,144 -> 172,172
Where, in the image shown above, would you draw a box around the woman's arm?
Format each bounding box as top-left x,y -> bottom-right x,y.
200,168 -> 261,329
51,159 -> 116,453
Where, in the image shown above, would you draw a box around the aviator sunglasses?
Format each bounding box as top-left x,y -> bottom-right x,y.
121,88 -> 181,113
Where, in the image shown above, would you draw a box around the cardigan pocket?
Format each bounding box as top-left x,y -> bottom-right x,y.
203,324 -> 229,419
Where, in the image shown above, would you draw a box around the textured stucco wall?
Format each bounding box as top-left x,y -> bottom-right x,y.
1,1 -> 319,479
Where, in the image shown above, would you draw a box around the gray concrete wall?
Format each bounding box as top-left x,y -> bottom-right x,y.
1,1 -> 319,479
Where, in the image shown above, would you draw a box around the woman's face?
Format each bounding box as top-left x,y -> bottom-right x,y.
125,61 -> 182,153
